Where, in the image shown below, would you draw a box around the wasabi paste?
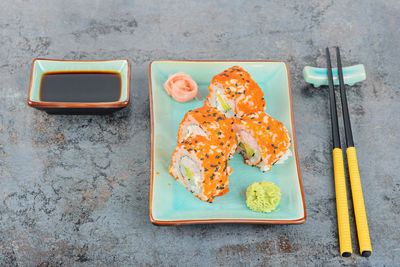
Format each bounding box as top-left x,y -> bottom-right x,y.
246,181 -> 281,213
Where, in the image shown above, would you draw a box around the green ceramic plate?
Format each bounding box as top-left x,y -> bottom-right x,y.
149,60 -> 306,225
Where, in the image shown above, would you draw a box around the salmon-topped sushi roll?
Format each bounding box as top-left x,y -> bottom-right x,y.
207,66 -> 266,118
233,112 -> 291,172
177,102 -> 237,157
168,136 -> 233,202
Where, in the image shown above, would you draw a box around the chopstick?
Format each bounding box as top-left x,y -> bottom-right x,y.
336,47 -> 372,257
326,47 -> 353,257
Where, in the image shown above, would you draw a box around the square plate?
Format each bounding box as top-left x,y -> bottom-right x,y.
149,60 -> 306,225
27,58 -> 131,114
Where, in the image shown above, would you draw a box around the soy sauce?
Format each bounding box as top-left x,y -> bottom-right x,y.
40,71 -> 121,102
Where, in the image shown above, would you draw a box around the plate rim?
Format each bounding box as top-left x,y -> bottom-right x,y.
148,60 -> 307,225
27,58 -> 131,109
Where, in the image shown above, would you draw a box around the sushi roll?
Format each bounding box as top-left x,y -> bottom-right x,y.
177,102 -> 237,157
168,136 -> 233,202
207,66 -> 266,118
233,111 -> 292,172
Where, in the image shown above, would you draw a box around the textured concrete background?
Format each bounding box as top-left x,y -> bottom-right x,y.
0,0 -> 399,266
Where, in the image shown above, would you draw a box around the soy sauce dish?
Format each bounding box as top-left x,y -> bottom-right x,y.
27,59 -> 131,114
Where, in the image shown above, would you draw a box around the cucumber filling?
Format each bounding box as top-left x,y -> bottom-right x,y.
185,167 -> 194,180
216,93 -> 231,112
179,165 -> 197,188
239,142 -> 255,157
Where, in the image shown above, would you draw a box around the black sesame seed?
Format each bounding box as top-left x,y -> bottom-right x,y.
246,80 -> 250,83
216,155 -> 220,159
205,153 -> 209,158
217,131 -> 222,135
267,126 -> 270,130
220,142 -> 224,146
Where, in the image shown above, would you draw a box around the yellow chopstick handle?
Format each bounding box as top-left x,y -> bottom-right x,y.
346,147 -> 372,256
333,148 -> 352,257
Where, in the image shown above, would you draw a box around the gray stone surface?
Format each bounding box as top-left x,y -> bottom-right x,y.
0,0 -> 399,266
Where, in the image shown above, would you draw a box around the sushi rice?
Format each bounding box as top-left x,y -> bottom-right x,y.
233,111 -> 292,172
169,136 -> 233,202
207,66 -> 266,118
177,103 -> 237,157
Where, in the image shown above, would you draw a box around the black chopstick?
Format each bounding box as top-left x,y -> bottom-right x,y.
326,47 -> 353,257
336,47 -> 354,147
326,48 -> 341,149
336,47 -> 372,257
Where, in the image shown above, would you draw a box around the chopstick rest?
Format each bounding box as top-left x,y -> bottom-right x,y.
303,64 -> 366,88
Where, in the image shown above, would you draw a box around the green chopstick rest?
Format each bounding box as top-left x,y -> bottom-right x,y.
303,64 -> 366,87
